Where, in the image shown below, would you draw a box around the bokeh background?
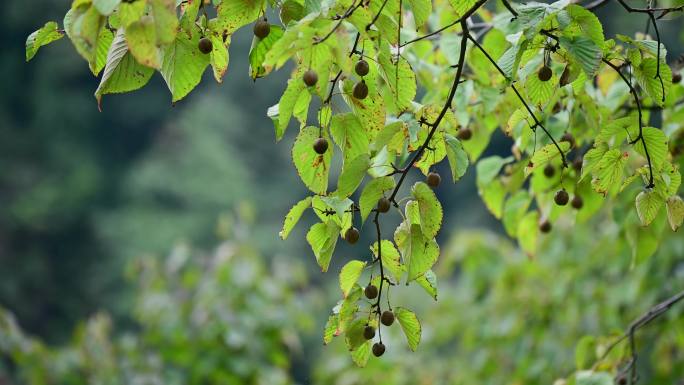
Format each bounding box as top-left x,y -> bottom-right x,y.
1,1 -> 684,384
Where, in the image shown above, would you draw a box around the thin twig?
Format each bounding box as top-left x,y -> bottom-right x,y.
467,34 -> 568,167
602,58 -> 655,187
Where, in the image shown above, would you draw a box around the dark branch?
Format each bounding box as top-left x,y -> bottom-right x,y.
602,58 -> 655,188
399,0 -> 489,48
595,289 -> 684,384
467,33 -> 568,167
315,0 -> 364,45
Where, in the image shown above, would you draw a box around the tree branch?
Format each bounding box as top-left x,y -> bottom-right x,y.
594,289 -> 684,384
602,58 -> 655,188
467,34 -> 568,167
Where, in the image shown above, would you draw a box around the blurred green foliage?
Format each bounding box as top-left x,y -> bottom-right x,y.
1,210 -> 315,385
2,208 -> 683,384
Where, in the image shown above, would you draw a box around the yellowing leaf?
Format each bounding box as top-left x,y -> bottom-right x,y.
395,307 -> 421,351
292,127 -> 332,195
26,21 -> 64,61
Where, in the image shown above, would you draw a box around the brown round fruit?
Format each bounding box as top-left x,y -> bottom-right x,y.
198,37 -> 213,54
554,189 -> 569,206
345,227 -> 360,244
364,325 -> 376,340
559,66 -> 571,86
673,73 -> 682,84
364,284 -> 378,299
571,195 -> 583,210
313,137 -> 328,154
355,59 -> 369,77
457,127 -> 472,141
426,172 -> 441,188
543,164 -> 555,178
561,132 -> 575,148
539,220 -> 552,233
538,66 -> 552,82
303,69 -> 318,87
253,19 -> 270,39
372,342 -> 385,357
353,81 -> 369,99
377,197 -> 391,213
381,310 -> 395,326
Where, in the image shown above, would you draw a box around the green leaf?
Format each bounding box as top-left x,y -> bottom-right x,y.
160,27 -> 211,102
216,0 -> 264,35
249,25 -> 284,80
180,0 -> 201,33
633,127 -> 668,172
407,0 -> 432,27
341,80 -> 386,141
378,45 -> 417,112
208,34 -> 230,83
150,0 -> 178,44
339,260 -> 366,298
411,182 -> 443,239
371,240 -> 404,283
480,179 -> 506,219
117,1 -> 146,27
93,0 -> 121,15
330,113 -> 370,163
524,142 -> 571,176
560,35 -> 602,77
476,156 -> 510,185
306,221 -> 341,272
338,285 -> 362,332
498,39 -> 526,80
323,314 -> 339,345
415,270 -> 437,300
444,135 -> 469,182
26,21 -> 64,61
502,191 -> 532,238
64,6 -> 108,75
666,195 -> 684,231
636,189 -> 665,226
268,75 -> 308,141
292,127 -> 332,195
634,57 -> 672,106
557,5 -> 604,48
280,196 -> 312,240
524,68 -> 555,106
591,149 -> 627,197
280,0 -> 305,25
336,155 -> 370,198
575,335 -> 597,370
359,176 -> 395,223
448,0 -> 478,17
125,16 -> 162,69
345,318 -> 370,352
394,223 -> 439,282
580,144 -> 608,181
516,210 -> 538,257
95,29 -> 154,109
350,339 -> 371,367
394,307 -> 421,351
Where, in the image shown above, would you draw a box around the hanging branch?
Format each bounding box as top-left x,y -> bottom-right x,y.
371,6 -> 477,322
315,0 -> 364,45
466,34 -> 568,167
593,289 -> 684,384
602,58 -> 655,188
399,0 -> 489,48
324,33 -> 361,105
